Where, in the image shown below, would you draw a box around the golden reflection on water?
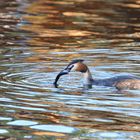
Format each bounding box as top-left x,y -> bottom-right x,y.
19,0 -> 140,50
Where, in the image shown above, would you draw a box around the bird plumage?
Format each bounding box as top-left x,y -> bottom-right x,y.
54,59 -> 140,90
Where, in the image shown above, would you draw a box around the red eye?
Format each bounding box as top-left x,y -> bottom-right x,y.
68,65 -> 74,70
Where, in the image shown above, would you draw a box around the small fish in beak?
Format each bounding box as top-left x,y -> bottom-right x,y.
53,69 -> 69,87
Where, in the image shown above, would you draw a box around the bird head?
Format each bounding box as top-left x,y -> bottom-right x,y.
54,59 -> 88,86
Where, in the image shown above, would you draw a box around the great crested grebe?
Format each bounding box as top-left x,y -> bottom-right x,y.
54,59 -> 140,90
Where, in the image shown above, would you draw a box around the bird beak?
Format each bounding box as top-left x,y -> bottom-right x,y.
53,69 -> 69,87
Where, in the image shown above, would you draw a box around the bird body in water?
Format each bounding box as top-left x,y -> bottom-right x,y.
54,59 -> 140,90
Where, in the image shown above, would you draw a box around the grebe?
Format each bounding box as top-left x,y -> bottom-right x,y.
54,59 -> 140,90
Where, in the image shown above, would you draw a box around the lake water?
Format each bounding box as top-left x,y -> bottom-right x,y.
0,0 -> 140,139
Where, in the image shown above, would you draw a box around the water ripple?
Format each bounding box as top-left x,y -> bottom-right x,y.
0,0 -> 140,139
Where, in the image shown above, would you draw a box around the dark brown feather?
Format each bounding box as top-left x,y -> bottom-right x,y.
76,63 -> 88,73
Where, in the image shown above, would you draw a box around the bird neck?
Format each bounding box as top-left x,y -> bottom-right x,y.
83,68 -> 93,86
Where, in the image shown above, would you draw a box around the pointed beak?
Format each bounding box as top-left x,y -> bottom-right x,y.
53,69 -> 69,87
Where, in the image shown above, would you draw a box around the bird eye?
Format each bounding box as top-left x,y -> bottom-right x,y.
67,65 -> 74,70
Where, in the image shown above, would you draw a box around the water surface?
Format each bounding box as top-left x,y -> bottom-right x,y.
0,0 -> 140,139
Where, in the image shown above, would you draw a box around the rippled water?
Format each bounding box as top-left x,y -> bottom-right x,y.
0,0 -> 140,139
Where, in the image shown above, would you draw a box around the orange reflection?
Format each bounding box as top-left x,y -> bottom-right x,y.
33,131 -> 66,137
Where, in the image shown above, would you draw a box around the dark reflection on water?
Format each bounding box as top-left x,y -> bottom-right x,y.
0,0 -> 140,139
